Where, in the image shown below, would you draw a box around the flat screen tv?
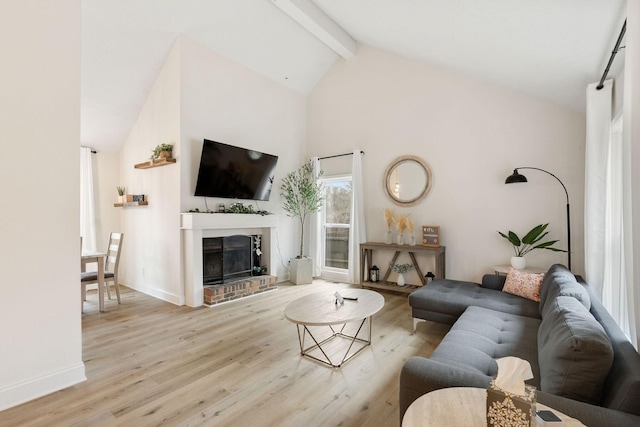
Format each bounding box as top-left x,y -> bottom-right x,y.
194,139 -> 278,201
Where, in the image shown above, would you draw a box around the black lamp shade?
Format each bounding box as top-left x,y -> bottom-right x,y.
505,169 -> 528,184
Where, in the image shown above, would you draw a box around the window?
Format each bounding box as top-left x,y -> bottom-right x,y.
320,176 -> 352,276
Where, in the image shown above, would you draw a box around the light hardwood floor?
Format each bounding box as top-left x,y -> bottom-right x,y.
0,281 -> 448,427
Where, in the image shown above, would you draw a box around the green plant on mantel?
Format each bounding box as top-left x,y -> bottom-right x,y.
497,223 -> 567,257
151,143 -> 173,160
390,262 -> 414,274
116,186 -> 126,196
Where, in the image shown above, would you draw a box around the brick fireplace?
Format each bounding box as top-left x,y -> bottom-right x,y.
181,213 -> 278,307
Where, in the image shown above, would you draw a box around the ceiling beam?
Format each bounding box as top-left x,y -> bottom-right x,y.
271,0 -> 357,59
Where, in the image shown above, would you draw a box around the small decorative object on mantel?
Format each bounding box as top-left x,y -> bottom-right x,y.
422,226 -> 440,247
151,143 -> 173,161
383,208 -> 395,244
497,223 -> 567,270
390,262 -> 413,286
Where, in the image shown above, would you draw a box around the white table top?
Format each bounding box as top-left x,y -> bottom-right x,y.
492,265 -> 547,275
284,289 -> 384,326
402,387 -> 586,427
81,250 -> 106,259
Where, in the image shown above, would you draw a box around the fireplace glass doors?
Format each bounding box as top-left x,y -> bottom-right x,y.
202,235 -> 257,285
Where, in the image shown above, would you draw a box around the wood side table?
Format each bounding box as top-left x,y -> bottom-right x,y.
402,387 -> 586,427
360,242 -> 445,294
492,265 -> 547,276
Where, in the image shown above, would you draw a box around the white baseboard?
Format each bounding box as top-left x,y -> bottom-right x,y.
0,362 -> 86,412
125,282 -> 185,306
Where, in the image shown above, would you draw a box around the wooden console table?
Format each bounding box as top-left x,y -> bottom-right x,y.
360,242 -> 446,293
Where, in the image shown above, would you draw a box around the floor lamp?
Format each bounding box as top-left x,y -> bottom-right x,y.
505,167 -> 571,271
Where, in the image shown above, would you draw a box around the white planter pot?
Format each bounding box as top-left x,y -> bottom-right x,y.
397,273 -> 406,287
290,257 -> 313,285
511,256 -> 527,270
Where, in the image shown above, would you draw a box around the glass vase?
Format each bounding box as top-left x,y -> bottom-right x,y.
397,234 -> 404,245
385,229 -> 392,244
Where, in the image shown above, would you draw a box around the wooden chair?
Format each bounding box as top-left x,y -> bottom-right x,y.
81,232 -> 124,305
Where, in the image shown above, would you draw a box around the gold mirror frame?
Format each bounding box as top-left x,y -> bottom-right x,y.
383,155 -> 433,207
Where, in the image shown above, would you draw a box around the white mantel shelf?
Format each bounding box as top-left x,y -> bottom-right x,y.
181,212 -> 278,230
181,212 -> 278,307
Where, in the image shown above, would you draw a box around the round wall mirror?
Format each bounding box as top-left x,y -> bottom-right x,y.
383,155 -> 433,206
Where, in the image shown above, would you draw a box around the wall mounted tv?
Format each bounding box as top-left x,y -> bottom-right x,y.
194,139 -> 278,201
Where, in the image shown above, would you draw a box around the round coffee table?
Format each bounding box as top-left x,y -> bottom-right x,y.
284,289 -> 384,367
402,387 -> 586,427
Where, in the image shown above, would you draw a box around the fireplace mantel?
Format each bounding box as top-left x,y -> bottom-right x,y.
181,213 -> 278,307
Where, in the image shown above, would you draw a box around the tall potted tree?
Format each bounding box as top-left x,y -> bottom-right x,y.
280,160 -> 323,284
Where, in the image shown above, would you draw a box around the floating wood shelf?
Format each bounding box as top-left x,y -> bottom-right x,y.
134,158 -> 176,169
114,201 -> 149,207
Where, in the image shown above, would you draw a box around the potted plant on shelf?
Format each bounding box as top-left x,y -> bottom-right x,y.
116,186 -> 126,204
390,262 -> 414,287
151,143 -> 173,161
497,223 -> 567,269
280,160 -> 323,284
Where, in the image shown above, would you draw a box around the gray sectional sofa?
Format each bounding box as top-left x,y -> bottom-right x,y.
400,264 -> 640,427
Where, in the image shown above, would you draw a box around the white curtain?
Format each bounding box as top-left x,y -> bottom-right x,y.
622,0 -> 639,349
602,116 -> 635,343
348,150 -> 366,283
584,80 -> 612,299
80,147 -> 97,252
585,81 -> 636,346
309,156 -> 322,277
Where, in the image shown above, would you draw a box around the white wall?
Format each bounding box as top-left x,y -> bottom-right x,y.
119,40 -> 182,304
118,36 -> 307,303
179,36 -> 307,282
0,0 -> 84,410
94,152 -> 122,250
308,45 -> 586,283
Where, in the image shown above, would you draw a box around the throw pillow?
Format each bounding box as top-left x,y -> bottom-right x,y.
502,268 -> 544,302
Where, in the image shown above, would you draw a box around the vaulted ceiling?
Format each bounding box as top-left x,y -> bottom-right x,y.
82,0 -> 627,152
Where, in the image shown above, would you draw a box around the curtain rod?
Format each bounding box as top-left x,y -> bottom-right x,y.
597,19 -> 626,90
318,150 -> 364,160
81,146 -> 97,154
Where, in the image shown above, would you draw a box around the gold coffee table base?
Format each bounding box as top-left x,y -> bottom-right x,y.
295,317 -> 372,367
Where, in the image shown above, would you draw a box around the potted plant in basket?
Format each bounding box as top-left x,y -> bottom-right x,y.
390,262 -> 414,287
280,160 -> 323,284
151,143 -> 174,161
116,186 -> 125,204
497,223 -> 567,269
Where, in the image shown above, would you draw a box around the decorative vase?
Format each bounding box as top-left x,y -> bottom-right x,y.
385,229 -> 392,244
397,273 -> 406,287
409,235 -> 416,246
117,195 -> 124,203
511,256 -> 527,270
397,234 -> 404,245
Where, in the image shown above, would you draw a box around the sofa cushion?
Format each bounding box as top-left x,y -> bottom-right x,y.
538,296 -> 613,405
539,264 -> 590,317
429,306 -> 541,387
502,268 -> 544,301
409,279 -> 541,322
480,274 -> 506,290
